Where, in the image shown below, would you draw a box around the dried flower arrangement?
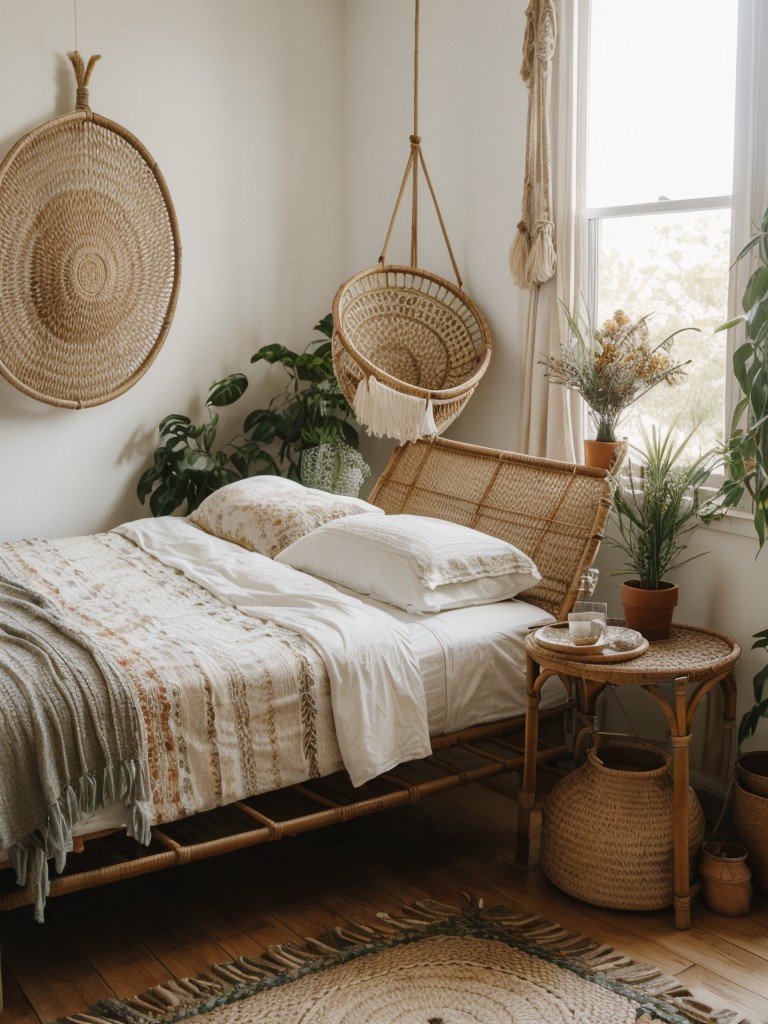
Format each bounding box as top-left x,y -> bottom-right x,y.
541,302 -> 694,442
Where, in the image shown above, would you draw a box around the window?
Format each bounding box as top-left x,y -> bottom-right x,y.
582,0 -> 738,452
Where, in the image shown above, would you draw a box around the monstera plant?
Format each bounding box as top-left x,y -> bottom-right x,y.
137,315 -> 363,516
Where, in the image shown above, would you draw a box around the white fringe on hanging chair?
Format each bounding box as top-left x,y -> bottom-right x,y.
353,376 -> 437,443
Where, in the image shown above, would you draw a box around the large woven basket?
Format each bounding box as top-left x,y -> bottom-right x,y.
733,779 -> 768,892
332,265 -> 491,436
540,741 -> 705,911
0,53 -> 180,408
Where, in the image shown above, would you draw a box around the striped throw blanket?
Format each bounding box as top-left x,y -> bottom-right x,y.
0,573 -> 151,921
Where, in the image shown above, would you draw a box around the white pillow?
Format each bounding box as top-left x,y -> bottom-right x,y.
275,512 -> 541,613
188,475 -> 383,558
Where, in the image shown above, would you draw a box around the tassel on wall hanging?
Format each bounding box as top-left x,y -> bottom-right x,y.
332,0 -> 491,444
0,52 -> 181,408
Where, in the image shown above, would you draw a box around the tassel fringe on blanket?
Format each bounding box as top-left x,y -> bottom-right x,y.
10,760 -> 151,923
0,570 -> 152,921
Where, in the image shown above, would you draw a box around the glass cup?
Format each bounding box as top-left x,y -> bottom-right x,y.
568,601 -> 608,646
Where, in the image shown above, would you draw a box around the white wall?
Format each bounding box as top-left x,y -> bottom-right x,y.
0,0 -> 346,541
344,0 -> 530,482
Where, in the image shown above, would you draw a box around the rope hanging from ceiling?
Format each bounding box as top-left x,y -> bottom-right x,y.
332,0 -> 491,443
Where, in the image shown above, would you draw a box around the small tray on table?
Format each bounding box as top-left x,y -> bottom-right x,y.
533,623 -> 649,662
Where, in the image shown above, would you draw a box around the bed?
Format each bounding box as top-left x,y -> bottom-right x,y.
0,436 -> 614,921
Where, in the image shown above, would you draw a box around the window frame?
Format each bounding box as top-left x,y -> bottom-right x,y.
575,0 -> 768,517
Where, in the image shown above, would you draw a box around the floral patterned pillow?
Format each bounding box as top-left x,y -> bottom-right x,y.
188,476 -> 383,558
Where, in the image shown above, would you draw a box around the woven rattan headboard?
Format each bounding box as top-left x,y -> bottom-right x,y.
368,437 -> 615,621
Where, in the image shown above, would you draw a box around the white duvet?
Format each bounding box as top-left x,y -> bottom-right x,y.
115,517 -> 433,787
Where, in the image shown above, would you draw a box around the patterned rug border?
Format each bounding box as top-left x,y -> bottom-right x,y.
54,894 -> 749,1024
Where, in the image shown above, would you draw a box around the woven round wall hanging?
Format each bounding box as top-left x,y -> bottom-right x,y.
0,52 -> 181,408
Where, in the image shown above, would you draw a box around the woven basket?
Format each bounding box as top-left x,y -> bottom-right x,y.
735,750 -> 768,798
0,53 -> 180,408
733,779 -> 768,892
540,741 -> 705,910
332,265 -> 491,436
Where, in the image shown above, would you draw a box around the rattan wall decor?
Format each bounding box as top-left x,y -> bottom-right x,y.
0,52 -> 181,408
332,1 -> 491,443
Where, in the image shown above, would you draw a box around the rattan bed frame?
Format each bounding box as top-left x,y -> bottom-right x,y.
0,437 -> 614,916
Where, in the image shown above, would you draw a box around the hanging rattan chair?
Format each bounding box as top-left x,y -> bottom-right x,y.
332,1 -> 491,443
333,264 -> 491,438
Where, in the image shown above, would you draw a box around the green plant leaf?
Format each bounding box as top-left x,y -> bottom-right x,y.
314,313 -> 334,338
752,662 -> 768,702
714,316 -> 744,334
158,413 -> 193,436
739,699 -> 768,744
743,267 -> 768,313
251,344 -> 298,368
746,296 -> 768,343
136,466 -> 159,504
243,408 -> 279,441
207,373 -> 249,407
179,448 -> 217,474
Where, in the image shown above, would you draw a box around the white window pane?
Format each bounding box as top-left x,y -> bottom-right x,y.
588,0 -> 737,208
595,208 -> 730,451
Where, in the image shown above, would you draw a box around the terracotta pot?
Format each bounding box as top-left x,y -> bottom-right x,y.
620,580 -> 678,641
698,840 -> 752,916
583,438 -> 623,470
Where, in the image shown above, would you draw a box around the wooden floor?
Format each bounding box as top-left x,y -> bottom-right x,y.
1,777 -> 767,1024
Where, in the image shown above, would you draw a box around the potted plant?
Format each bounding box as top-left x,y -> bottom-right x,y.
608,422 -> 723,640
137,315 -> 367,516
541,301 -> 693,468
715,204 -> 768,887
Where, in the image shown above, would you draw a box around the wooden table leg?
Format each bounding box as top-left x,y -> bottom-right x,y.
671,676 -> 693,930
515,656 -> 542,867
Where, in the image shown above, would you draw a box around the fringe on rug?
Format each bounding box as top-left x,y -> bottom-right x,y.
52,894 -> 750,1024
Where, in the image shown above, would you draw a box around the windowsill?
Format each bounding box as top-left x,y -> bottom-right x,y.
707,507 -> 760,541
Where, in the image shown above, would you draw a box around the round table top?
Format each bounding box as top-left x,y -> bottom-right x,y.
525,622 -> 740,684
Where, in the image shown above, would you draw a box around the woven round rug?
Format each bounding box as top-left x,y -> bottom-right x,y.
0,52 -> 180,408
53,898 -> 748,1024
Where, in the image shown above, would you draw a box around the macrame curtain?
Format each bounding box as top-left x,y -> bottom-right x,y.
509,0 -> 557,289
514,0 -> 583,462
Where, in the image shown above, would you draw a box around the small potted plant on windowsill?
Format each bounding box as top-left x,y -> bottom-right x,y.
608,421 -> 723,640
541,302 -> 694,469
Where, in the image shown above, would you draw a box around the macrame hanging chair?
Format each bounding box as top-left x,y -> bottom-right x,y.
332,0 -> 491,444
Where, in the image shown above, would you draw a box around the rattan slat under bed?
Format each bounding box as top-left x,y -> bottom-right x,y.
0,707 -> 568,912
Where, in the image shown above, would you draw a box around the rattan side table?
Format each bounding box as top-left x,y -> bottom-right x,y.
517,622 -> 740,930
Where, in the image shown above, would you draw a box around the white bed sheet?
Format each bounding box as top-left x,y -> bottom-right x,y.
325,584 -> 563,736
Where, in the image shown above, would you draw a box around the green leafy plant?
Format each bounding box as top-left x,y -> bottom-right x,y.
137,315 -> 362,516
716,206 -> 768,743
609,422 -> 723,589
